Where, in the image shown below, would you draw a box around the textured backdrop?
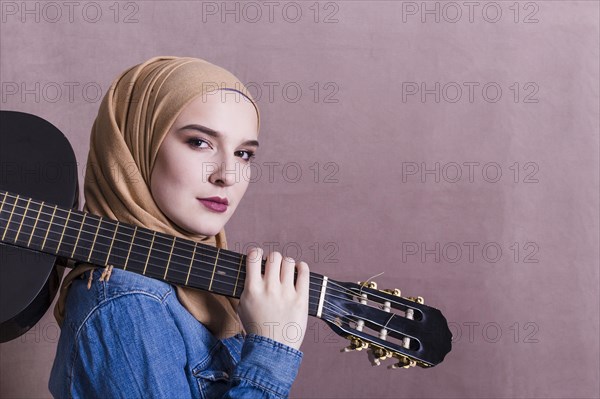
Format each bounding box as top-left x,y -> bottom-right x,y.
1,1 -> 598,398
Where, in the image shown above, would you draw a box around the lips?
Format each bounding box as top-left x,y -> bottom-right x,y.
197,197 -> 229,213
198,196 -> 229,205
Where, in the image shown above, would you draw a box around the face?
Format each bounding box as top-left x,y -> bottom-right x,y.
150,90 -> 259,236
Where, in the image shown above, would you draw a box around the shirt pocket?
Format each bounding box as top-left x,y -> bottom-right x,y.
192,342 -> 234,399
193,369 -> 231,399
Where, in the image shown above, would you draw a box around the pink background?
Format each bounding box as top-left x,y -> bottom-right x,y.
1,1 -> 598,398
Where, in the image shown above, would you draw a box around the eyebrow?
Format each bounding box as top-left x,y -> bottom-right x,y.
178,124 -> 259,148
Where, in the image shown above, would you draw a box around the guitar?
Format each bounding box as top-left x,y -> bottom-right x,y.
0,110 -> 452,369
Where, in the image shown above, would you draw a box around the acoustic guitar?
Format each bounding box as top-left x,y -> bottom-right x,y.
0,110 -> 452,369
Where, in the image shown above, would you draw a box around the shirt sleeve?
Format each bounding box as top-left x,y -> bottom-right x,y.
223,334 -> 303,398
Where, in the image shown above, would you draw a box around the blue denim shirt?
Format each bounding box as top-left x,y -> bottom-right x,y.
48,267 -> 303,398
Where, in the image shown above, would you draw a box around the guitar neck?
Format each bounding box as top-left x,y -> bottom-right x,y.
0,190 -> 328,317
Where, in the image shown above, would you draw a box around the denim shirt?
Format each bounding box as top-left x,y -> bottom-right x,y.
48,267 -> 303,398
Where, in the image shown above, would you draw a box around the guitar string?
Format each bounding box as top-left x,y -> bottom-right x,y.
321,300 -> 420,344
0,223 -> 421,349
0,193 -> 314,268
322,298 -> 415,341
319,304 -> 418,348
1,216 -> 423,339
0,211 -> 409,340
0,193 -> 424,311
0,194 -> 381,299
0,212 -> 421,316
318,311 -> 412,354
0,211 -> 420,321
0,197 -> 305,272
0,219 -> 390,314
0,198 -> 428,356
1,193 -> 245,256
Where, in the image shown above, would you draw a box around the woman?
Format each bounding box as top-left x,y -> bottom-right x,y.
48,56 -> 310,398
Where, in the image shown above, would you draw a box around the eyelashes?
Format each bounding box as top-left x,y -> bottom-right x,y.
240,151 -> 256,161
186,138 -> 256,162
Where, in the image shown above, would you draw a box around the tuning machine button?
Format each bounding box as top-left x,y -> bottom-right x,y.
389,355 -> 417,369
407,296 -> 424,304
357,280 -> 377,290
383,288 -> 401,297
367,346 -> 393,366
341,336 -> 368,353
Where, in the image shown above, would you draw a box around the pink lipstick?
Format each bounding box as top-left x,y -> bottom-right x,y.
198,197 -> 228,213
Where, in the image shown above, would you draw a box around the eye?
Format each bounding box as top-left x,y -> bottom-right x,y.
236,150 -> 256,162
187,138 -> 211,149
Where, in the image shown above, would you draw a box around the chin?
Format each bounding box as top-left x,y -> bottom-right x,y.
186,223 -> 222,237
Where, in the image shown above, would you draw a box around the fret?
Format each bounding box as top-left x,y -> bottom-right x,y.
123,227 -> 153,275
163,236 -> 176,280
43,206 -> 74,255
1,193 -> 19,242
27,201 -> 52,250
163,236 -> 195,287
233,254 -> 244,297
87,216 -> 103,263
103,221 -> 135,270
90,217 -> 117,266
28,200 -> 44,247
185,243 -> 197,286
15,198 -> 39,248
0,192 -> 8,239
119,225 -> 152,274
208,248 -> 221,292
205,248 -> 243,296
187,243 -> 218,292
54,209 -> 81,259
14,198 -> 31,242
0,191 -> 7,213
41,205 -> 57,250
71,213 -> 87,259
142,231 -> 156,275
72,214 -> 104,265
142,231 -> 172,280
124,225 -> 138,271
55,209 -> 72,253
105,221 -> 119,265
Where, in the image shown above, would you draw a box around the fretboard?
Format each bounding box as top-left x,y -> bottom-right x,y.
0,190 -> 327,317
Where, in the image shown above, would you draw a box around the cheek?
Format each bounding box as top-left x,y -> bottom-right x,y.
151,148 -> 190,198
232,174 -> 250,201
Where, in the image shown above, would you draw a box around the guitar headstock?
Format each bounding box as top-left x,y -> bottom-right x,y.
320,279 -> 452,369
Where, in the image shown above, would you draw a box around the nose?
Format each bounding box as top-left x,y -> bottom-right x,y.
208,153 -> 239,187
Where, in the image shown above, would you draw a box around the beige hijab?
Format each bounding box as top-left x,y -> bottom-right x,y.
53,56 -> 260,339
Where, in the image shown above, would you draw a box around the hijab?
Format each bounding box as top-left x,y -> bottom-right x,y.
53,56 -> 260,339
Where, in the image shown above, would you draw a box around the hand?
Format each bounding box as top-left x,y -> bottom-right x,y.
237,247 -> 310,351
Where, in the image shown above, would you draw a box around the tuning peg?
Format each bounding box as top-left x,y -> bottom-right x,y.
341,337 -> 368,353
408,296 -> 424,304
367,346 -> 392,366
388,355 -> 417,369
357,280 -> 377,289
383,288 -> 402,296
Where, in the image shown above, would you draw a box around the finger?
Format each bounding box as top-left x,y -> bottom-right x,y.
264,251 -> 282,286
294,261 -> 310,296
280,256 -> 296,286
244,247 -> 263,288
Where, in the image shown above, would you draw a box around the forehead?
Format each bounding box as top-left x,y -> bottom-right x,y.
174,90 -> 259,139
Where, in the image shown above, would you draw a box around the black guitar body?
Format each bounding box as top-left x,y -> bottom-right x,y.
0,110 -> 79,342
